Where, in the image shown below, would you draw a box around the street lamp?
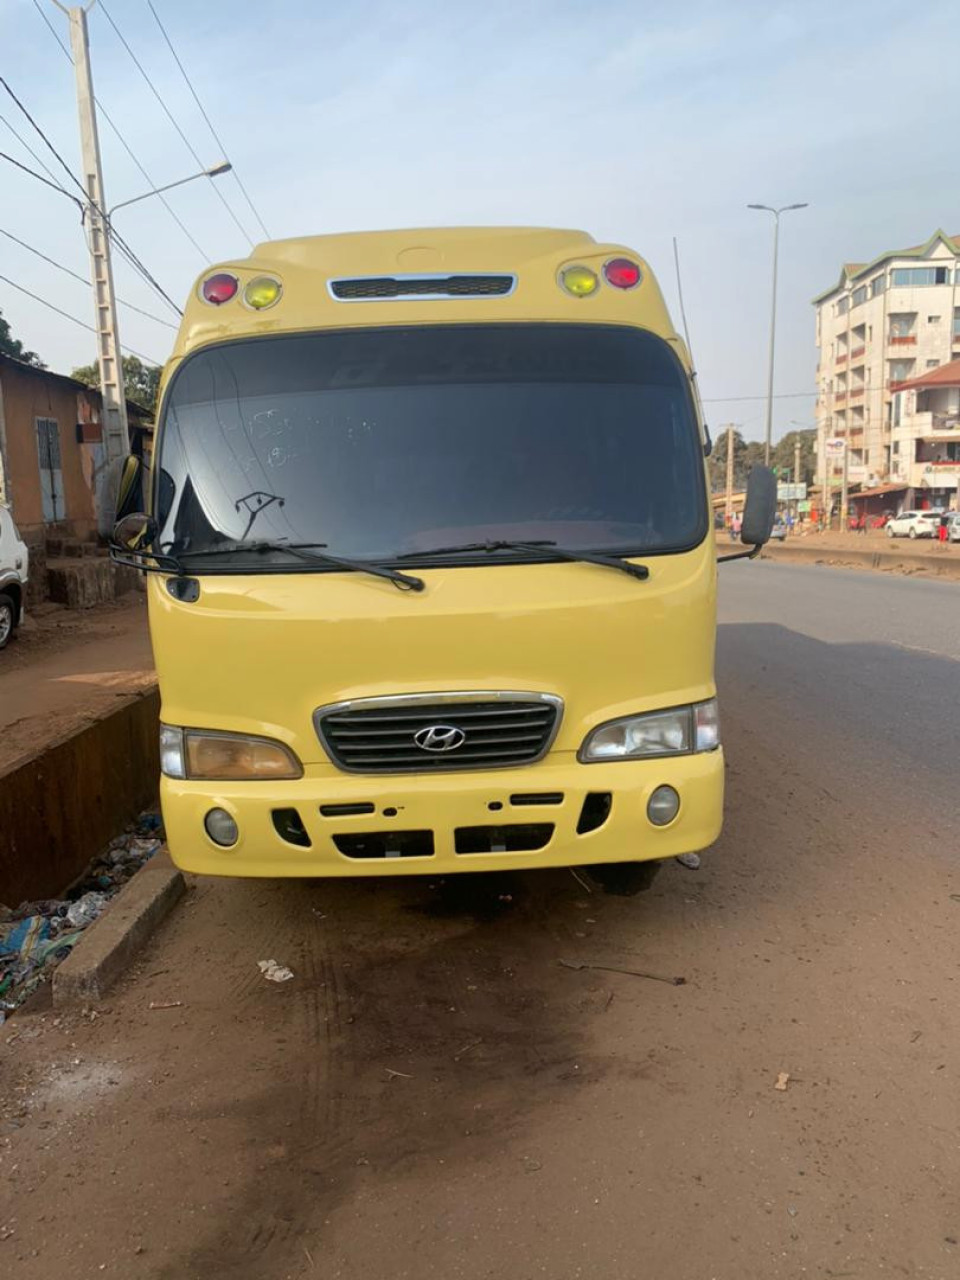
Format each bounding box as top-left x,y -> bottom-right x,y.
109,161 -> 232,217
748,202 -> 808,466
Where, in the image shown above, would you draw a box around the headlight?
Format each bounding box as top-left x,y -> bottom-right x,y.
160,725 -> 303,780
579,699 -> 720,762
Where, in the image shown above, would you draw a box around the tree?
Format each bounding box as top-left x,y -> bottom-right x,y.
770,428 -> 817,486
71,354 -> 160,414
0,307 -> 44,367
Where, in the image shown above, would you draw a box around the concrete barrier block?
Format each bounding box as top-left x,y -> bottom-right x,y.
53,851 -> 186,1005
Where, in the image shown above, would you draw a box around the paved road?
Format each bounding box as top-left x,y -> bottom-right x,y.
3,563 -> 960,1280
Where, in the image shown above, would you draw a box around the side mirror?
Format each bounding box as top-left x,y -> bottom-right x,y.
115,454 -> 145,522
740,466 -> 777,546
112,512 -> 157,552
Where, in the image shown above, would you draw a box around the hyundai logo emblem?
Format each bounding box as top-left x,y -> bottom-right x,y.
413,724 -> 467,753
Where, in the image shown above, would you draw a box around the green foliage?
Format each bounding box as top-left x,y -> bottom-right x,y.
71,354 -> 160,414
0,307 -> 44,367
709,426 -> 816,492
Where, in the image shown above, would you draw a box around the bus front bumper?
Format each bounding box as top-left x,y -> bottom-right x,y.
160,749 -> 724,877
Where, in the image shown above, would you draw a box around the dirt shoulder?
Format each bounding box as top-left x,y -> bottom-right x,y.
0,597 -> 154,771
757,530 -> 960,580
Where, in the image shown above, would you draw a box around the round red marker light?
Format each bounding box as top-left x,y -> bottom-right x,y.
603,258 -> 642,290
201,273 -> 239,305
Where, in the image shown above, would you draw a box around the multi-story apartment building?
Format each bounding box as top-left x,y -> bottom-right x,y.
813,230 -> 960,508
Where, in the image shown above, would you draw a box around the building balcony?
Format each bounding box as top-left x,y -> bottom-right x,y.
888,334 -> 917,346
908,411 -> 960,437
834,390 -> 847,403
835,352 -> 847,364
850,346 -> 866,360
849,387 -> 865,399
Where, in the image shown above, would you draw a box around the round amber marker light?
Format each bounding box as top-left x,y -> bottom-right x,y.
244,276 -> 282,309
559,265 -> 599,298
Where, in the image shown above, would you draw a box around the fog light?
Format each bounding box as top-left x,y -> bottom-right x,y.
204,807 -> 238,847
559,265 -> 599,297
647,785 -> 680,826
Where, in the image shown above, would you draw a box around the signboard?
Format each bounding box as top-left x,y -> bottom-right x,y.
824,437 -> 846,458
798,501 -> 811,514
777,483 -> 807,501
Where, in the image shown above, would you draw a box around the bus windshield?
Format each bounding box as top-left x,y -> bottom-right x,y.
155,323 -> 707,563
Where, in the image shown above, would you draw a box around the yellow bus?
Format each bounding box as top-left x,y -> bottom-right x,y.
115,227 -> 774,893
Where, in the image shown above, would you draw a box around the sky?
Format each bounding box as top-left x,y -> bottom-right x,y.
1,0 -> 957,441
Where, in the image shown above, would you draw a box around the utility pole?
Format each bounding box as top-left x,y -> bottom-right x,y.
794,438 -> 801,523
724,424 -> 735,526
57,2 -> 129,525
840,441 -> 849,535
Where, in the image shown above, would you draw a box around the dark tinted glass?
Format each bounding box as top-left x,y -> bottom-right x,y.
156,324 -> 706,561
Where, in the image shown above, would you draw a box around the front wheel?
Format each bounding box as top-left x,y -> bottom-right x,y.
0,594 -> 15,650
886,526 -> 895,538
909,527 -> 918,540
589,860 -> 662,896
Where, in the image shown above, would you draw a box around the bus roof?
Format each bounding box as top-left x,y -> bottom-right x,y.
169,226 -> 682,367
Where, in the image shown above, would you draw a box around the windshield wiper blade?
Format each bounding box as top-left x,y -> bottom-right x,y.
397,539 -> 649,582
177,541 -> 425,592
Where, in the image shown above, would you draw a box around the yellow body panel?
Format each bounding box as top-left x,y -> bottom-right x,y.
149,226 -> 722,877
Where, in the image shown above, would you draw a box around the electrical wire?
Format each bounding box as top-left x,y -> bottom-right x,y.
0,150 -> 82,206
31,0 -> 211,262
99,1 -> 255,247
0,74 -> 183,315
0,272 -> 161,365
0,227 -> 178,329
145,0 -> 270,240
0,109 -> 64,188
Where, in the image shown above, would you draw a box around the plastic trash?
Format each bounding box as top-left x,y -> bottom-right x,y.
675,852 -> 701,870
258,959 -> 294,983
66,892 -> 108,929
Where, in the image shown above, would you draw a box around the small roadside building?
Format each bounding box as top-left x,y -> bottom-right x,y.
0,354 -> 151,544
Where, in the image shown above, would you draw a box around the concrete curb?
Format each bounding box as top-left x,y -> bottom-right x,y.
759,542 -> 960,581
52,850 -> 186,1006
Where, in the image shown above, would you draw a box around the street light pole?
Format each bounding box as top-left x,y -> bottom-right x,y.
748,202 -> 809,467
109,162 -> 231,218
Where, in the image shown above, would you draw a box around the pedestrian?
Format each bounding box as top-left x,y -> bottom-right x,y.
858,511 -> 867,535
786,510 -> 795,534
732,512 -> 742,542
939,512 -> 949,548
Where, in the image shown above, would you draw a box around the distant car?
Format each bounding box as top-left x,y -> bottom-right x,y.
769,516 -> 788,541
0,504 -> 28,650
886,509 -> 943,539
946,512 -> 960,543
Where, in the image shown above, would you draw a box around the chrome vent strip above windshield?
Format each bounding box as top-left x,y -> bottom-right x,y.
327,273 -> 517,302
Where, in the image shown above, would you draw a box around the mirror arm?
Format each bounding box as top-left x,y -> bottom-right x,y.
716,544 -> 763,564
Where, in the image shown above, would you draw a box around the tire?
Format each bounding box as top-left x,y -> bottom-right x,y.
909,527 -> 917,540
589,860 -> 662,897
886,526 -> 895,538
0,594 -> 15,651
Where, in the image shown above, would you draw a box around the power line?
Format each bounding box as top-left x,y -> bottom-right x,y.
31,0 -> 211,262
0,110 -> 64,188
0,75 -> 84,199
145,0 -> 270,240
0,73 -> 183,315
0,149 -> 82,206
702,391 -> 818,403
0,227 -> 178,329
99,1 -> 255,247
0,271 -> 161,365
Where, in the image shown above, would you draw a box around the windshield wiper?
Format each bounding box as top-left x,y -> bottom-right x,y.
177,541 -> 425,592
397,539 -> 649,583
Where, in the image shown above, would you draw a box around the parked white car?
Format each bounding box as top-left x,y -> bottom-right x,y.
947,512 -> 960,543
885,509 -> 942,539
0,504 -> 28,649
